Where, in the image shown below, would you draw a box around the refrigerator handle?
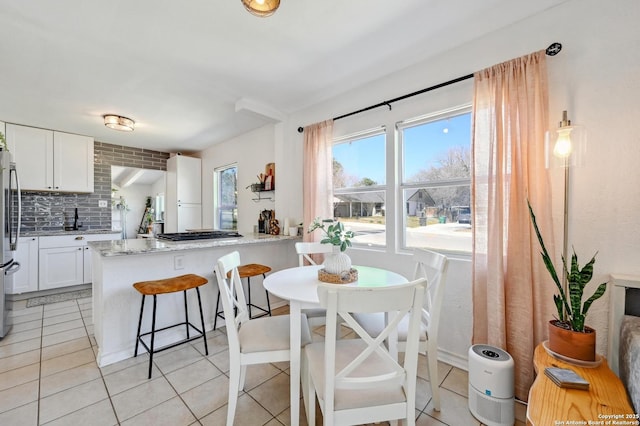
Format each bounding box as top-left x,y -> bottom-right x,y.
9,163 -> 21,251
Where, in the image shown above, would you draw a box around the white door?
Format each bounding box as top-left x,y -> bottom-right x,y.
39,246 -> 84,290
10,237 -> 39,294
177,204 -> 202,232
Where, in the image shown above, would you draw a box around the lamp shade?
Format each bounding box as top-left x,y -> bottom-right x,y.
241,0 -> 280,17
545,110 -> 586,168
104,115 -> 135,132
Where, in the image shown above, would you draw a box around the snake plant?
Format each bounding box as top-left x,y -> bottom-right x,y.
528,200 -> 607,332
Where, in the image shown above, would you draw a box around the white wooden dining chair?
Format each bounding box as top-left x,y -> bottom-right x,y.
214,251 -> 312,426
352,248 -> 449,411
295,242 -> 334,329
304,278 -> 427,426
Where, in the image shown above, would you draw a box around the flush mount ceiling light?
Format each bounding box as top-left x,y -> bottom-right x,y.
241,0 -> 280,17
103,114 -> 135,132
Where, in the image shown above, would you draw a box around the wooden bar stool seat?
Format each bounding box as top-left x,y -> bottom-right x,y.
133,273 -> 209,379
214,263 -> 272,329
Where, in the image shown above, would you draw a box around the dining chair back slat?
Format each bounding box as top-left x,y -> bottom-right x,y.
295,241 -> 333,266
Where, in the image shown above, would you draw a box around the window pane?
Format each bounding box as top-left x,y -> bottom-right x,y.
333,133 -> 386,188
334,190 -> 385,248
403,186 -> 471,252
403,113 -> 471,184
217,166 -> 237,230
400,109 -> 471,252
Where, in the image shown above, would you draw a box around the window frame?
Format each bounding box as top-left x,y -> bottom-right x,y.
332,126 -> 388,249
213,163 -> 238,231
396,104 -> 472,253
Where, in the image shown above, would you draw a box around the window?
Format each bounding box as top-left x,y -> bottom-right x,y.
214,164 -> 237,230
398,106 -> 472,253
332,128 -> 386,248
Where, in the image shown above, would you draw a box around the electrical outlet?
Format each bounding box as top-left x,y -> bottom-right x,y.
98,200 -> 108,208
174,255 -> 184,270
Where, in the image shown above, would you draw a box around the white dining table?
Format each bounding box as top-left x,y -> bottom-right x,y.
263,264 -> 409,426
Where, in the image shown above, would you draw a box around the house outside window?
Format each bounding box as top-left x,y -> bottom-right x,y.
332,128 -> 386,248
214,164 -> 238,230
398,106 -> 472,253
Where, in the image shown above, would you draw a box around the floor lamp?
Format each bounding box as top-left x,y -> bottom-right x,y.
546,110 -> 586,295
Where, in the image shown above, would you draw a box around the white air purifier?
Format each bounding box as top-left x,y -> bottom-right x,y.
468,344 -> 515,426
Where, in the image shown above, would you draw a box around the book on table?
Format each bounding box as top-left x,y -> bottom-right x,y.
544,367 -> 590,390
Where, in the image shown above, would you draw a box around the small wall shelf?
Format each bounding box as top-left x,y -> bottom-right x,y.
251,189 -> 275,202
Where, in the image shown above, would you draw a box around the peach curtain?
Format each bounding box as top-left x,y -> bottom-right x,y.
472,50 -> 557,401
303,120 -> 334,257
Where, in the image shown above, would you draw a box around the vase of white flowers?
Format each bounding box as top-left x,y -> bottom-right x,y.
308,217 -> 355,276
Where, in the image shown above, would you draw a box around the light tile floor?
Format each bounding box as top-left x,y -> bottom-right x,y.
0,298 -> 527,425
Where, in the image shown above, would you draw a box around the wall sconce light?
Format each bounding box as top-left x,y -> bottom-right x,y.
104,115 -> 135,132
241,0 -> 280,17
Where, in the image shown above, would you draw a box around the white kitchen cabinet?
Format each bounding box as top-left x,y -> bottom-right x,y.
5,124 -> 94,192
9,236 -> 39,294
165,155 -> 202,232
39,233 -> 120,290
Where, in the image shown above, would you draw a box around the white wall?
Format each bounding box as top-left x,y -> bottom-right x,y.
200,125 -> 277,235
201,0 -> 640,364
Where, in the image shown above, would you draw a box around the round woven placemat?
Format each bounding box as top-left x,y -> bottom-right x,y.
318,268 -> 358,284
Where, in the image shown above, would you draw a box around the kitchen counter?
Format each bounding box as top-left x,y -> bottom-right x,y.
88,233 -> 298,257
90,233 -> 300,367
21,229 -> 121,237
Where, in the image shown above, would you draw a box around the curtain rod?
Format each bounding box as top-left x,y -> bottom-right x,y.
297,42 -> 562,133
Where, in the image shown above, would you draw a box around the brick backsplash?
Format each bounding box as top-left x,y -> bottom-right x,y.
20,142 -> 170,232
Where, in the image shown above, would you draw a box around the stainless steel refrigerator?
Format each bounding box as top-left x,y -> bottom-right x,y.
0,147 -> 21,338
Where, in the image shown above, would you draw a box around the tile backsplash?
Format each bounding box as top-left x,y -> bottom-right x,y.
19,142 -> 170,232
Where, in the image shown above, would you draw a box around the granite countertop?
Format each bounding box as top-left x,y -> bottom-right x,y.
88,234 -> 299,257
21,229 -> 122,237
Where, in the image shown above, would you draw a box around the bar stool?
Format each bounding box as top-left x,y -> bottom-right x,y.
214,263 -> 272,329
133,273 -> 209,379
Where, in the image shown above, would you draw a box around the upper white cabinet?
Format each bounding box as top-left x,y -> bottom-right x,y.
6,124 -> 94,192
167,155 -> 201,204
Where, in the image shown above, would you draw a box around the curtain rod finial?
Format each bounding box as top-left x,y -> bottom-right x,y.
546,42 -> 562,56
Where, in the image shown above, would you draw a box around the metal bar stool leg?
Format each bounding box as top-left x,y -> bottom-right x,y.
184,290 -> 190,339
148,295 -> 157,379
134,295 -> 145,357
263,273 -> 271,316
246,276 -> 253,319
196,287 -> 208,355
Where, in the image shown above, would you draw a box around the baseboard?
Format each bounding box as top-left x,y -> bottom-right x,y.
438,347 -> 468,371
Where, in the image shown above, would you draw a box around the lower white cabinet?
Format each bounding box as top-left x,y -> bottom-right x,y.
10,237 -> 39,294
38,233 -> 120,291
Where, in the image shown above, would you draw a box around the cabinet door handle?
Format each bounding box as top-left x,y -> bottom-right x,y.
78,247 -> 82,250
75,236 -> 84,240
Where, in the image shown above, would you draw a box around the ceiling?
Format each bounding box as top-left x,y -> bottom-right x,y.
0,0 -> 566,153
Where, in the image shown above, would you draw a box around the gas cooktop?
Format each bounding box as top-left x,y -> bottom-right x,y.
156,231 -> 243,241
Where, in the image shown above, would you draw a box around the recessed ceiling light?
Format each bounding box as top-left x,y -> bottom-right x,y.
104,115 -> 135,132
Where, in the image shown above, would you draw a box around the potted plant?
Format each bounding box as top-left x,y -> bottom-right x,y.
528,201 -> 607,361
308,217 -> 355,275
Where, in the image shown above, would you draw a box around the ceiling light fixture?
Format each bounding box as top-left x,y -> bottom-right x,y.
241,0 -> 280,17
104,115 -> 135,132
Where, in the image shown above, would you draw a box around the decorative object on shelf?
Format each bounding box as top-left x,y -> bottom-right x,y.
528,200 -> 607,362
241,0 -> 280,17
103,114 -> 135,132
308,217 -> 357,283
264,162 -> 275,190
269,218 -> 280,235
